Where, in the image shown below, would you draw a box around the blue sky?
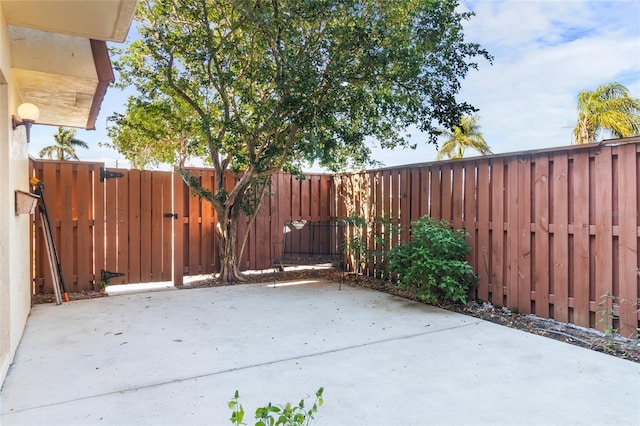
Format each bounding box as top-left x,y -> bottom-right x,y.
29,0 -> 640,171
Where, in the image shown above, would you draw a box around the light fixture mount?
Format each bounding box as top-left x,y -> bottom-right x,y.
12,103 -> 40,143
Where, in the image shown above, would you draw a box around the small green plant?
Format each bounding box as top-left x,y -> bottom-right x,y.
388,216 -> 476,304
229,387 -> 324,426
596,292 -> 618,335
594,293 -> 640,356
339,215 -> 368,273
370,215 -> 400,281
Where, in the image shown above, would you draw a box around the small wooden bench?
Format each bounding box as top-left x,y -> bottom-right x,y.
273,220 -> 345,288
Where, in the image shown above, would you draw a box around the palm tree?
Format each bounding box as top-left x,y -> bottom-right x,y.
573,82 -> 640,144
39,128 -> 89,160
436,115 -> 492,160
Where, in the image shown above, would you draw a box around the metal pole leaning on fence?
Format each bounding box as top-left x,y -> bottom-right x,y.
31,176 -> 68,303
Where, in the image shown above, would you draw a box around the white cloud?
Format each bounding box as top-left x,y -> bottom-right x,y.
380,0 -> 640,165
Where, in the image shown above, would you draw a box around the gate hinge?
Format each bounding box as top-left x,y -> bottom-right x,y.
100,269 -> 125,285
164,212 -> 179,219
100,167 -> 124,182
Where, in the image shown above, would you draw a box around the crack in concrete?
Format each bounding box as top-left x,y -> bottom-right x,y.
1,319 -> 482,416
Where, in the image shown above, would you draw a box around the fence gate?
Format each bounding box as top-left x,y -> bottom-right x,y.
102,168 -> 174,286
31,160 -> 336,292
31,161 -> 176,291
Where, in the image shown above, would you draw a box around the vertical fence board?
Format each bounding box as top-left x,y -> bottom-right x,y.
452,163 -> 464,231
381,171 -> 391,261
420,167 -> 429,217
372,172 -> 382,276
269,176 -> 280,269
291,176 -> 301,219
441,164 -> 452,222
572,152 -> 590,327
310,175 -> 321,222
399,168 -> 410,242
187,177 -> 201,275
297,175 -> 312,255
389,171 -> 399,251
200,171 -> 215,274
172,171 -> 184,287
237,179 -> 251,271
75,164 -> 92,292
274,174 -> 290,264
430,166 -> 441,220
93,165 -> 105,290
112,170 -> 129,285
161,172 -> 172,281
518,157 -> 533,313
365,171 -> 376,276
552,154 -> 569,322
477,161 -> 490,301
104,168 -> 118,284
490,160 -> 505,306
127,170 -> 141,283
255,189 -> 271,269
533,155 -> 550,318
617,144 -> 638,337
464,163 -> 477,278
594,147 -> 614,332
410,168 -> 421,222
41,163 -> 59,294
320,175 -> 331,222
59,164 -> 75,290
139,171 -> 153,282
301,177 -> 311,220
516,157 -> 532,313
506,158 -> 520,310
90,164 -> 102,290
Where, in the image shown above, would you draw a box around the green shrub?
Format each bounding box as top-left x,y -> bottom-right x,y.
229,388 -> 324,426
388,216 -> 476,304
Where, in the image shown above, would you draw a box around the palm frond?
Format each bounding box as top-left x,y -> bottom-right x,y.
436,115 -> 491,159
574,82 -> 640,144
40,127 -> 89,161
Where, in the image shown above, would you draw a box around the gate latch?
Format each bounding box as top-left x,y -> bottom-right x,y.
164,212 -> 179,219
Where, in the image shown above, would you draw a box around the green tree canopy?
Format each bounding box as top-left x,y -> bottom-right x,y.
104,98 -> 206,169
38,127 -> 89,161
110,0 -> 491,283
436,115 -> 491,160
573,82 -> 640,144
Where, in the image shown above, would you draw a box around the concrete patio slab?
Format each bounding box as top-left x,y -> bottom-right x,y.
1,280 -> 639,425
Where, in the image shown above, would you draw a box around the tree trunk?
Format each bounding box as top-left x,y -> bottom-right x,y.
179,166 -> 274,284
215,208 -> 247,284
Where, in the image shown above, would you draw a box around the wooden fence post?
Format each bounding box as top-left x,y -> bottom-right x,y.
172,170 -> 184,287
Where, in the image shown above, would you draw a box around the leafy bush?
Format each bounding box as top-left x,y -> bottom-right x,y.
229,387 -> 324,426
388,216 -> 476,304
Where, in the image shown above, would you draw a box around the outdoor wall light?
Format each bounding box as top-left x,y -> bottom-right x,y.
12,103 -> 40,143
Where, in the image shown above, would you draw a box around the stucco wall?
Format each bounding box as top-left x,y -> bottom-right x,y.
0,4 -> 33,386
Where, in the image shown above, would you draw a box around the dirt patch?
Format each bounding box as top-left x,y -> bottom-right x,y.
33,268 -> 639,363
32,290 -> 106,305
340,272 -> 640,363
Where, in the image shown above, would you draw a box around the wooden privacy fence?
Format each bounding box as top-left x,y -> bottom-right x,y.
30,138 -> 640,337
30,159 -> 335,293
336,138 -> 640,337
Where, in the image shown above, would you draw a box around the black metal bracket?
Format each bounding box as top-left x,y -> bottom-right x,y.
100,167 -> 124,182
100,269 -> 125,285
164,212 -> 179,219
